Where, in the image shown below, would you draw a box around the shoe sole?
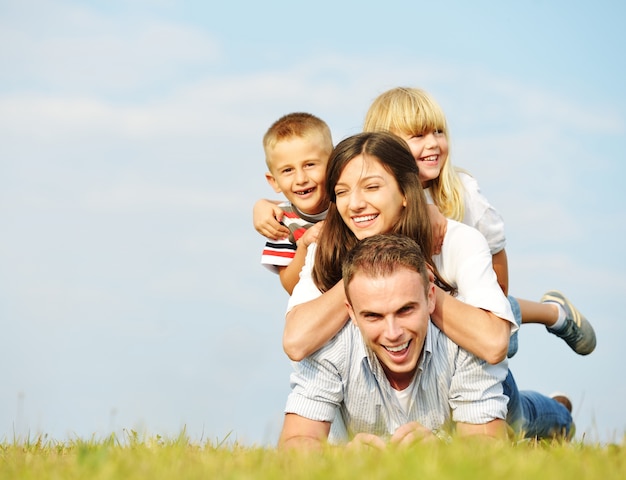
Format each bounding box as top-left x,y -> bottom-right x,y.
541,290 -> 597,355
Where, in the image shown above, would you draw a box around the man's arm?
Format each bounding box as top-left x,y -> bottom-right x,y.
278,413 -> 331,450
455,419 -> 509,439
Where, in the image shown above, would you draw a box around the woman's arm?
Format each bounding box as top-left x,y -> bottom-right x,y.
431,287 -> 510,365
431,221 -> 514,364
283,279 -> 349,361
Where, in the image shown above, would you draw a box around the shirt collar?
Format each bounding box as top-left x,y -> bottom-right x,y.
358,319 -> 436,384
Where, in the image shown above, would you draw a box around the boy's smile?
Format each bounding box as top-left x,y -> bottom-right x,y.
266,134 -> 330,215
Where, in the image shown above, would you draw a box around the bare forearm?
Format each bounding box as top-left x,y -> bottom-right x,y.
279,248 -> 308,295
491,249 -> 509,296
278,414 -> 330,450
456,419 -> 509,440
278,435 -> 325,450
431,287 -> 510,364
283,281 -> 349,361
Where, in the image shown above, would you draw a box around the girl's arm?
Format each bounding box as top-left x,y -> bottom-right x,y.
427,204 -> 447,255
253,198 -> 290,240
491,249 -> 509,296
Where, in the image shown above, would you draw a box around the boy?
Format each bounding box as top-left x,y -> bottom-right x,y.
259,112 -> 333,294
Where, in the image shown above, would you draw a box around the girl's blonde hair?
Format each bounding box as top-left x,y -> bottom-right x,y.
363,87 -> 466,221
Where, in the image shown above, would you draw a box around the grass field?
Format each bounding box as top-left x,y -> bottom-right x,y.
1,431 -> 624,480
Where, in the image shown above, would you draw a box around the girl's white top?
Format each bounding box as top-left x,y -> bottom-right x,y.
425,171 -> 506,255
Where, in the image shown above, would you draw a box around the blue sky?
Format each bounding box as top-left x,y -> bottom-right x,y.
1,0 -> 625,446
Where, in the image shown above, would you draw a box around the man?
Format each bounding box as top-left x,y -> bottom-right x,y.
278,234 -> 510,449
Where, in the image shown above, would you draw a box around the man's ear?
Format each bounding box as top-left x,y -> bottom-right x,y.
427,282 -> 436,315
346,301 -> 358,326
265,172 -> 282,193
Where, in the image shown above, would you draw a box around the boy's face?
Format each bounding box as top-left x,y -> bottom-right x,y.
346,267 -> 435,391
265,133 -> 330,215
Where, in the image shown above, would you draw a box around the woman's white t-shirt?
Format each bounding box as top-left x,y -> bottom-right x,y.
287,219 -> 517,333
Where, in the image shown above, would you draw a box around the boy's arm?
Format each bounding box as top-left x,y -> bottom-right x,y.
278,222 -> 324,295
278,249 -> 307,295
278,413 -> 331,450
253,198 -> 290,240
491,249 -> 509,296
455,419 -> 508,439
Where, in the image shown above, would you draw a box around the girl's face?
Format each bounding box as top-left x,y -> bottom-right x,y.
334,154 -> 406,240
395,130 -> 448,186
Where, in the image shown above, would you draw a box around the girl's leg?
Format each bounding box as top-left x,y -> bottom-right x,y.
515,291 -> 596,355
517,298 -> 558,326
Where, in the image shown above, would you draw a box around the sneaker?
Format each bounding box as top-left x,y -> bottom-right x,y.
550,392 -> 576,440
541,290 -> 596,355
550,392 -> 572,413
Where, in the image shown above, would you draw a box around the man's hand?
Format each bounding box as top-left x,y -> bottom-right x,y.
347,423 -> 435,450
390,422 -> 436,447
347,432 -> 387,450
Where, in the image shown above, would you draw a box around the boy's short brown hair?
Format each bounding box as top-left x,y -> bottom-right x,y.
263,112 -> 333,169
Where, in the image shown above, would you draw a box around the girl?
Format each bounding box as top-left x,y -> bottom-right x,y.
362,87 -> 595,357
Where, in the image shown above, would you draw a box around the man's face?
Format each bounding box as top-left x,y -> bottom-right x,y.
346,266 -> 435,391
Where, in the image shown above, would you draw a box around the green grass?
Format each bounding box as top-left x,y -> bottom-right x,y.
1,431 -> 624,480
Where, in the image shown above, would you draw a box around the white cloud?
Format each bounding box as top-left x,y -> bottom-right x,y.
0,1 -> 221,95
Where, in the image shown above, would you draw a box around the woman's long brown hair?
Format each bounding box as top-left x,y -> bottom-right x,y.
312,131 -> 454,294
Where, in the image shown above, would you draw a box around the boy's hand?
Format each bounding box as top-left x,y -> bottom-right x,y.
390,422 -> 436,447
427,204 -> 447,255
297,221 -> 324,248
253,199 -> 290,240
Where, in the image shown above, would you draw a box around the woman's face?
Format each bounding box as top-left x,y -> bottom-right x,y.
334,154 -> 406,240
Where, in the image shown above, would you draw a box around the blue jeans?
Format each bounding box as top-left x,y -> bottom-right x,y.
507,296 -> 522,358
503,369 -> 573,438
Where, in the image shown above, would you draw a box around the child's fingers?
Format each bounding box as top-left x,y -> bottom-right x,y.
261,221 -> 289,241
